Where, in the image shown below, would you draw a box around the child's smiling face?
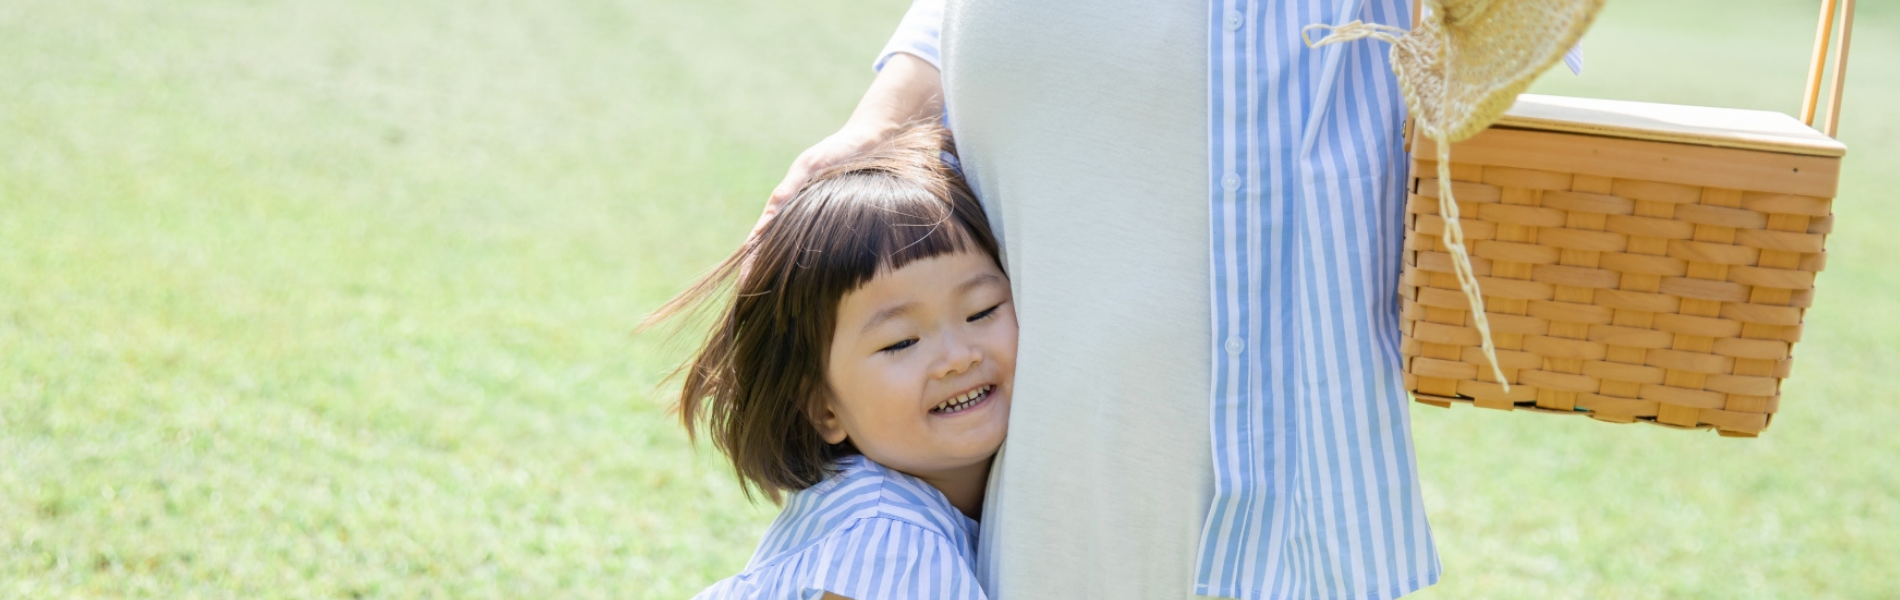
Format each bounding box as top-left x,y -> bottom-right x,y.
817,251 -> 1016,480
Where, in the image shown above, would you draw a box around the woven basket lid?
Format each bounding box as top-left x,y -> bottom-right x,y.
1494,94 -> 1848,157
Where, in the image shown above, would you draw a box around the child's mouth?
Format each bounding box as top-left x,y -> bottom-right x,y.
930,384 -> 993,415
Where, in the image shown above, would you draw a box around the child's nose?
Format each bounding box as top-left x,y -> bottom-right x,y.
935,333 -> 982,378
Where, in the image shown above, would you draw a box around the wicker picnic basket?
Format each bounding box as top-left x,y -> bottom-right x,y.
1398,1 -> 1858,436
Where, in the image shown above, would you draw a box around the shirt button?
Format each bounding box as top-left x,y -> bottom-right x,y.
1221,173 -> 1241,192
1225,336 -> 1245,355
1224,10 -> 1244,31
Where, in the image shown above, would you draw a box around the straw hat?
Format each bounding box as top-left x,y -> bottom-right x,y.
1308,0 -> 1606,143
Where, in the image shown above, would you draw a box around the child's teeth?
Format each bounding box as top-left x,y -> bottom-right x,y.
931,383 -> 995,412
935,386 -> 992,413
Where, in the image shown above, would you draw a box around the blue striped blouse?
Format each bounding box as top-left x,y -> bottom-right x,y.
693,455 -> 986,600
876,1 -> 1478,599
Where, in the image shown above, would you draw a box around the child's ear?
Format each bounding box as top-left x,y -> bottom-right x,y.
809,396 -> 848,445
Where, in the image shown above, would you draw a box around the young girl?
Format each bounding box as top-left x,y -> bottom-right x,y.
649,124 -> 1012,600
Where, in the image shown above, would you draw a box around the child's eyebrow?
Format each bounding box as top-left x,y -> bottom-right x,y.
861,303 -> 917,336
954,273 -> 1004,295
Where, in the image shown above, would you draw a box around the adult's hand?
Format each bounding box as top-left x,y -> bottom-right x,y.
758,125 -> 889,236
754,52 -> 944,237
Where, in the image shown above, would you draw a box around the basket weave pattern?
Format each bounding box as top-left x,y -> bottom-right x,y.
1399,154 -> 1832,437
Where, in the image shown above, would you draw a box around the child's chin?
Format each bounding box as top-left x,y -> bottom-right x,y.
954,433 -> 1006,463
941,433 -> 1006,463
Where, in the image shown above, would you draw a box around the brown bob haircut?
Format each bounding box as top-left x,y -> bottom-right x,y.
645,122 -> 1003,501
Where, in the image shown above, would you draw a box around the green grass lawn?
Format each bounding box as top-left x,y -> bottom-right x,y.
2,0 -> 1895,598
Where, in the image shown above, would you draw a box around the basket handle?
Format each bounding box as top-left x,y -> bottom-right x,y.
1800,0 -> 1857,138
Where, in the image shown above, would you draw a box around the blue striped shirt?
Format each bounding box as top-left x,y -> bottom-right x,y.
693,455 -> 986,600
882,1 -> 1443,598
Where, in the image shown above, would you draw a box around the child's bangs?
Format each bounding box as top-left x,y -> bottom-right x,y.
795,174 -> 994,295
865,188 -> 984,274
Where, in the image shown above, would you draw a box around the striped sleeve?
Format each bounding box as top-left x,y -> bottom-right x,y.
806,517 -> 985,600
873,0 -> 943,72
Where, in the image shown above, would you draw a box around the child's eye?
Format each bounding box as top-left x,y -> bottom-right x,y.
880,338 -> 917,353
968,303 -> 1003,323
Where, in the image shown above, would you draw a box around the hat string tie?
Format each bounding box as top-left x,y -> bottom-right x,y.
1301,17 -> 1513,392
1302,21 -> 1409,48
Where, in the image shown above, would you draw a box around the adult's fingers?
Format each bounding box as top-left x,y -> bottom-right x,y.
769,155 -> 816,207
756,153 -> 817,237
749,202 -> 781,239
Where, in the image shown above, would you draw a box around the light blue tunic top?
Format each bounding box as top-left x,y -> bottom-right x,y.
693,455 -> 986,600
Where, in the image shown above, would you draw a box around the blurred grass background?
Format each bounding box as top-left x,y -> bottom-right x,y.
0,0 -> 1893,598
